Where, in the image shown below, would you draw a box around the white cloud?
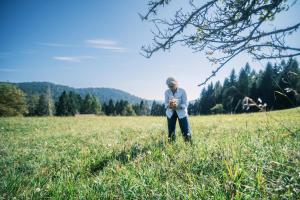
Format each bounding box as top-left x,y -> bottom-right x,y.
53,56 -> 95,62
37,39 -> 127,52
85,39 -> 127,52
86,39 -> 117,46
37,42 -> 77,47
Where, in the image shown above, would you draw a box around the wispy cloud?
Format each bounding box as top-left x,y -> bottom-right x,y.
37,42 -> 78,47
85,39 -> 127,52
53,56 -> 95,62
37,39 -> 127,52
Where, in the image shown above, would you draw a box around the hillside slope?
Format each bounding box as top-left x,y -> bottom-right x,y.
1,81 -> 146,104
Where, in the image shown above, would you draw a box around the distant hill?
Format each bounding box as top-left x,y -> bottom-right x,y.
1,81 -> 147,104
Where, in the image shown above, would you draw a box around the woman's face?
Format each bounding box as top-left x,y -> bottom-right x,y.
169,84 -> 177,92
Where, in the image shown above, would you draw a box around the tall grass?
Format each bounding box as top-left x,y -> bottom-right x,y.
0,108 -> 299,199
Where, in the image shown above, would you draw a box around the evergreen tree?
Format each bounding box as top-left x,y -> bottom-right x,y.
68,91 -> 82,114
66,91 -> 78,115
139,100 -> 150,115
158,103 -> 166,116
133,103 -> 141,115
81,94 -> 93,114
229,69 -> 237,86
194,59 -> 300,115
276,58 -> 300,108
115,100 -> 122,115
36,88 -> 54,116
248,69 -> 257,86
26,94 -> 39,116
238,66 -> 249,97
199,83 -> 215,114
258,62 -> 276,109
213,81 -> 222,104
91,95 -> 101,114
56,91 -> 70,116
188,102 -> 195,115
81,94 -> 101,114
150,101 -> 165,116
150,101 -> 159,116
102,102 -> 108,115
249,81 -> 259,102
106,99 -> 115,115
122,102 -> 136,116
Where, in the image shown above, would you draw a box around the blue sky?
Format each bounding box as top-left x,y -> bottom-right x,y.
1,0 -> 300,100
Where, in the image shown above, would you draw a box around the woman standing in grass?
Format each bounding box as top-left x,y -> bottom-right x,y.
164,77 -> 192,143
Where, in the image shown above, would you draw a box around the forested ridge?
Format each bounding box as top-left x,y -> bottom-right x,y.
188,58 -> 300,115
0,81 -> 144,104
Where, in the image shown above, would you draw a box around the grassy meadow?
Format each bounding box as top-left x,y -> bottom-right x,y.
0,108 -> 300,199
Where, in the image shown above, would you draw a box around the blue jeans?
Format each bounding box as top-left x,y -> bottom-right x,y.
167,111 -> 192,142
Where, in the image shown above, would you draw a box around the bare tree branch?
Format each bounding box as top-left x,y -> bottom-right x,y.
141,0 -> 300,86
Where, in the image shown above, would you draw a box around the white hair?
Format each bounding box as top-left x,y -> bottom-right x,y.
166,77 -> 178,87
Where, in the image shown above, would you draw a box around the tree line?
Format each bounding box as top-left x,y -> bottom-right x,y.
188,58 -> 300,115
1,58 -> 299,117
0,84 -> 166,117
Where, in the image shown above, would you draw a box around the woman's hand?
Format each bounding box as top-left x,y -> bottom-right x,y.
169,99 -> 178,109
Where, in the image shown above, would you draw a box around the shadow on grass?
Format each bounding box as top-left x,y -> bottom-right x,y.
90,139 -> 166,174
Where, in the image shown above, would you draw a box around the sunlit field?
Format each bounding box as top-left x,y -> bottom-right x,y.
1,108 -> 299,199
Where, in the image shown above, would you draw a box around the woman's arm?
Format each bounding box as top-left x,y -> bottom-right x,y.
164,90 -> 169,109
180,89 -> 188,109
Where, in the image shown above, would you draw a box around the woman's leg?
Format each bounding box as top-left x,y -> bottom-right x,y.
178,116 -> 192,142
167,111 -> 177,142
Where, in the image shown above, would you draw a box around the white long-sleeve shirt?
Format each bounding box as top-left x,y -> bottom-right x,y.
164,87 -> 188,119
